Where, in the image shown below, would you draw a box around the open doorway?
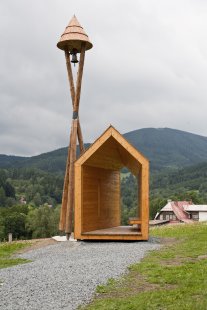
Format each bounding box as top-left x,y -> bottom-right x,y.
121,168 -> 139,225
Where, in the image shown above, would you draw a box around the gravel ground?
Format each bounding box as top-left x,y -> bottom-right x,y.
0,239 -> 160,310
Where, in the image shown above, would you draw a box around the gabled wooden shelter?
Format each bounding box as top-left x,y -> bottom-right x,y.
74,126 -> 149,241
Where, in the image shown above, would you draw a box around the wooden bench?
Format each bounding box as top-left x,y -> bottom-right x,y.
128,217 -> 142,225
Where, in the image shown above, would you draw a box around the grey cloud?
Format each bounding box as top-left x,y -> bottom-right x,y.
1,0 -> 207,155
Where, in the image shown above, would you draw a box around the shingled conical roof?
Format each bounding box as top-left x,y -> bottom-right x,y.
57,15 -> 93,52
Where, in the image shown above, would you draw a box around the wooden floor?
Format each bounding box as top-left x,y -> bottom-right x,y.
82,226 -> 141,235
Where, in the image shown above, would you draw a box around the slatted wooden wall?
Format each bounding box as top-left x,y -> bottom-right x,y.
82,165 -> 120,232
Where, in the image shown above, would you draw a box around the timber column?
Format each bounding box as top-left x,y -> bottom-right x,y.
57,15 -> 93,239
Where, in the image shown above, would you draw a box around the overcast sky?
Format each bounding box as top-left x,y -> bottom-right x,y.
1,0 -> 207,156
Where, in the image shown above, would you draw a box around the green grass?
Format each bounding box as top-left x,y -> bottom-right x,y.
83,223 -> 207,310
0,242 -> 31,269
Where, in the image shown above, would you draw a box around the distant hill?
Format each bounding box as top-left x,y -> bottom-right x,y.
0,145 -> 91,173
125,128 -> 207,170
0,148 -> 67,173
0,154 -> 25,167
1,128 -> 207,172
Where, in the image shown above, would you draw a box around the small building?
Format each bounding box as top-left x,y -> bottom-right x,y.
155,200 -> 207,223
20,196 -> 27,205
74,126 -> 149,241
184,205 -> 207,221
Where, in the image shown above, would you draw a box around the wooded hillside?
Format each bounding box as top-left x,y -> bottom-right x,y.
1,128 -> 207,172
0,127 -> 207,240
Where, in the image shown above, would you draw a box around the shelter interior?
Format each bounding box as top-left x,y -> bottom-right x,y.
75,135 -> 148,240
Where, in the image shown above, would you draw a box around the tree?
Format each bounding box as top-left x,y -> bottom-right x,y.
0,205 -> 30,240
4,212 -> 26,239
150,197 -> 167,219
33,192 -> 42,206
0,187 -> 6,207
0,170 -> 7,187
26,205 -> 59,238
4,182 -> 15,198
0,216 -> 5,241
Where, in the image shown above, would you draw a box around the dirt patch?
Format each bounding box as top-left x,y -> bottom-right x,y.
162,253 -> 207,266
197,254 -> 207,260
162,258 -> 184,266
16,238 -> 58,254
95,271 -> 176,300
159,237 -> 178,245
113,272 -> 160,296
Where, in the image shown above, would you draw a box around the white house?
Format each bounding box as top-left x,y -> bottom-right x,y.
155,200 -> 207,223
184,205 -> 207,222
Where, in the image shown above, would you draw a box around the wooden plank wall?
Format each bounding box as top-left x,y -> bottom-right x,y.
85,137 -> 123,170
82,165 -> 120,232
139,163 -> 149,240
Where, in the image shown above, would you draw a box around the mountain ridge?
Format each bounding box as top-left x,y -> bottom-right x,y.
1,127 -> 207,172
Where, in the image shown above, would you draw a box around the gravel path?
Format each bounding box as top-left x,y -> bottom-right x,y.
0,239 -> 160,310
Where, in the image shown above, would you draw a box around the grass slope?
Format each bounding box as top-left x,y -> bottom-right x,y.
83,223 -> 207,310
0,242 -> 31,269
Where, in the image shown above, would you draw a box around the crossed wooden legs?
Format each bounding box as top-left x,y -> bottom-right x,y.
59,43 -> 86,238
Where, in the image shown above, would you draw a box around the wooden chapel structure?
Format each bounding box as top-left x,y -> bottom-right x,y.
74,126 -> 149,241
57,16 -> 149,241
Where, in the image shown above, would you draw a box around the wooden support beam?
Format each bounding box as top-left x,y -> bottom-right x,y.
65,47 -> 85,154
61,119 -> 84,232
77,119 -> 85,154
65,50 -> 75,106
58,17 -> 93,237
138,164 -> 149,239
74,43 -> 86,112
59,132 -> 72,231
138,169 -> 142,221
59,50 -> 76,232
59,44 -> 86,235
65,119 -> 78,237
137,174 -> 140,221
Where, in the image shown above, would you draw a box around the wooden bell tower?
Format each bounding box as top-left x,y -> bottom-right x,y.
57,15 -> 93,239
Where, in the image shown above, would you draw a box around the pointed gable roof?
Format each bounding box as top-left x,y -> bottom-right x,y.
75,126 -> 149,175
57,15 -> 93,52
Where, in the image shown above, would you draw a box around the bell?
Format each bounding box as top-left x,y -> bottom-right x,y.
70,49 -> 78,65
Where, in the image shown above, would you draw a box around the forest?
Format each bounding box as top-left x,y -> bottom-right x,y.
0,159 -> 207,241
0,168 -> 62,240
